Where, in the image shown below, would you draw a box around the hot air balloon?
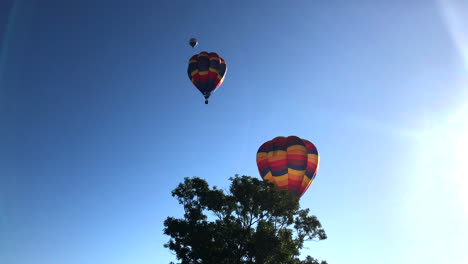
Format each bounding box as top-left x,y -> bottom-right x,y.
256,136 -> 319,198
187,51 -> 227,104
189,38 -> 198,48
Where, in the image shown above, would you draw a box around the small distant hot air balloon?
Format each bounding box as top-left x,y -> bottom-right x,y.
189,38 -> 198,48
187,51 -> 227,104
256,136 -> 319,198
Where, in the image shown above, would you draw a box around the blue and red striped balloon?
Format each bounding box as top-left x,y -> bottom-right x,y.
187,51 -> 227,104
256,136 -> 319,198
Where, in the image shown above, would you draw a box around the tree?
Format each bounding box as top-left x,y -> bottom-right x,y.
163,175 -> 327,264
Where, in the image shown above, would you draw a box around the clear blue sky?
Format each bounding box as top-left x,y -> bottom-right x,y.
1,0 -> 468,263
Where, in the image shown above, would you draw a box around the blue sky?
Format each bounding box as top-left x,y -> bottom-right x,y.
1,0 -> 468,263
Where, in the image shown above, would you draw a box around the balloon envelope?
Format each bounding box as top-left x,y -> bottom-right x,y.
256,136 -> 319,198
189,38 -> 198,48
187,51 -> 227,104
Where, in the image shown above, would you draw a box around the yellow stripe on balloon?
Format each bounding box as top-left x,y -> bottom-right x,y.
190,70 -> 199,77
308,153 -> 319,163
264,172 -> 277,188
209,68 -> 219,74
288,174 -> 304,183
268,150 -> 287,158
198,71 -> 209,76
287,145 -> 307,151
302,178 -> 314,191
256,152 -> 268,161
263,171 -> 273,181
273,174 -> 289,182
288,169 -> 306,177
288,150 -> 307,156
275,179 -> 289,188
301,176 -> 312,186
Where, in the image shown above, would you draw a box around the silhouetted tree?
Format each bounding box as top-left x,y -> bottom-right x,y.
163,175 -> 327,264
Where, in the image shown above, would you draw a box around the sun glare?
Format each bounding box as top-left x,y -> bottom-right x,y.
420,105 -> 468,219
451,106 -> 468,219
436,0 -> 468,219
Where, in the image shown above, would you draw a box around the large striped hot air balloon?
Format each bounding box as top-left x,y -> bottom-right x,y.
256,136 -> 319,198
187,51 -> 227,104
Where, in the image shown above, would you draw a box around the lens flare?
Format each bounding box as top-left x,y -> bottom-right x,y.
438,0 -> 468,69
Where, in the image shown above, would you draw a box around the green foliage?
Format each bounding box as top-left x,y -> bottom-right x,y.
163,175 -> 327,264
